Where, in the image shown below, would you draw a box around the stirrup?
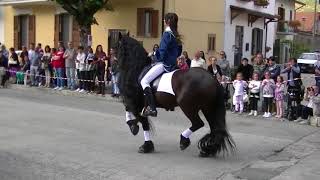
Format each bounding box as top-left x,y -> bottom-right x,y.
141,106 -> 157,117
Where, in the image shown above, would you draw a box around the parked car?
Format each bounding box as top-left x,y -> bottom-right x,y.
297,53 -> 320,73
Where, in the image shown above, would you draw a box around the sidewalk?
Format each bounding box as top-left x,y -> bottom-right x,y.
8,84 -> 122,103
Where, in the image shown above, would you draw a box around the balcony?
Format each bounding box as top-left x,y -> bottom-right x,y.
0,0 -> 52,6
277,21 -> 300,35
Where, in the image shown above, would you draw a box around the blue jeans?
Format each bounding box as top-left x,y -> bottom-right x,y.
55,68 -> 64,88
112,73 -> 120,94
65,67 -> 75,89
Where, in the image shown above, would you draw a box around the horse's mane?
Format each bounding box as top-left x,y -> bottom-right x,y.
118,35 -> 152,114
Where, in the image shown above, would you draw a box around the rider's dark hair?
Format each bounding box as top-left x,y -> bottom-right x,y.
165,13 -> 181,44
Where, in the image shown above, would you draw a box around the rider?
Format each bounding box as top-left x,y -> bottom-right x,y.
140,13 -> 182,117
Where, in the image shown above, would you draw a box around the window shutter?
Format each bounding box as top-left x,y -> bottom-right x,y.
14,16 -> 20,50
72,17 -> 81,47
54,14 -> 60,48
151,10 -> 159,38
137,8 -> 145,36
28,15 -> 36,45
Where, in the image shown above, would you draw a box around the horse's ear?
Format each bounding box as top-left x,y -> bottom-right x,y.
119,32 -> 123,40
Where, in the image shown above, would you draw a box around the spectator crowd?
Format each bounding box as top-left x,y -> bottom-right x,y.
1,41 -> 320,126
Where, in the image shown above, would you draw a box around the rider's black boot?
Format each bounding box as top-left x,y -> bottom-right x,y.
141,87 -> 157,117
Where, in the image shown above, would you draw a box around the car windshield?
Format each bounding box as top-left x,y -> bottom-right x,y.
299,54 -> 318,60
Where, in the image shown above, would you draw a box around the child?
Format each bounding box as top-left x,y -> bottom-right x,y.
248,72 -> 261,116
233,72 -> 248,114
275,76 -> 285,119
262,71 -> 275,118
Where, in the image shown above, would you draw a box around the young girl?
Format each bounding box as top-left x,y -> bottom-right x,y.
248,72 -> 261,116
233,72 -> 248,114
262,71 -> 276,118
275,76 -> 285,119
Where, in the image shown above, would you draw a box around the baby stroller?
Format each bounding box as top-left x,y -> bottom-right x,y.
285,86 -> 304,121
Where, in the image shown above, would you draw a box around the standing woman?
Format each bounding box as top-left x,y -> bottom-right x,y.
95,45 -> 107,96
199,50 -> 206,61
207,56 -> 222,81
41,45 -> 52,87
217,51 -> 230,78
52,46 -> 65,90
8,48 -> 20,82
140,13 -> 182,117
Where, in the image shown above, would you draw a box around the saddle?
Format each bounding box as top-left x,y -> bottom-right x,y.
138,64 -> 175,111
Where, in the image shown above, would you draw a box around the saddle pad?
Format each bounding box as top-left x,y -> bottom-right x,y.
157,70 -> 177,95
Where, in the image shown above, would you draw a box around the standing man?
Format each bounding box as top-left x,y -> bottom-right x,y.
315,57 -> 320,90
236,58 -> 253,81
63,42 -> 76,90
28,43 -> 40,86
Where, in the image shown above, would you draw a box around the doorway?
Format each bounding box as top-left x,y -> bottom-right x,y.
234,26 -> 244,66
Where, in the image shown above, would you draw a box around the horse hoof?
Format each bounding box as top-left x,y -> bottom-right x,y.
127,120 -> 139,136
180,135 -> 190,151
198,151 -> 210,158
138,141 -> 155,153
130,124 -> 139,136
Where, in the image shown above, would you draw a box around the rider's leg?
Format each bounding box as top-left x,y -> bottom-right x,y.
140,63 -> 165,117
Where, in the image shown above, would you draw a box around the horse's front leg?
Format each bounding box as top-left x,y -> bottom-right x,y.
138,116 -> 155,153
125,108 -> 139,135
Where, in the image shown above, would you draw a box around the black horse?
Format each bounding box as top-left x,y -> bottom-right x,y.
117,34 -> 235,157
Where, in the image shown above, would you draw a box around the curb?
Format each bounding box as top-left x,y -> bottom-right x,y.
8,84 -> 122,103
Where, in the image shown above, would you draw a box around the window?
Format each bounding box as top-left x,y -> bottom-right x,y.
251,28 -> 263,55
137,8 -> 159,38
14,15 -> 35,50
290,10 -> 293,21
54,14 -> 80,48
207,34 -> 216,52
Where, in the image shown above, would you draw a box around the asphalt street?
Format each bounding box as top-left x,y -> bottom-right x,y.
0,86 -> 320,180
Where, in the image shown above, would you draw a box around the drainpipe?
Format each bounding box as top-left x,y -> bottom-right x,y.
161,0 -> 165,34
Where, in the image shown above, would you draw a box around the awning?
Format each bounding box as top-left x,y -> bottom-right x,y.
0,0 -> 51,6
230,5 -> 278,26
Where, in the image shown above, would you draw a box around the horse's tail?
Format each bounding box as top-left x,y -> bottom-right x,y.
199,85 -> 236,157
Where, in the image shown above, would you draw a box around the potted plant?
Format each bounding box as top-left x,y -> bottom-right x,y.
254,0 -> 269,6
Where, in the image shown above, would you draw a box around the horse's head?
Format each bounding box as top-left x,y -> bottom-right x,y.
117,33 -> 151,72
117,33 -> 151,114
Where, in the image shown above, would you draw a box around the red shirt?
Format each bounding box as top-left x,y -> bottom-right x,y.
52,50 -> 65,68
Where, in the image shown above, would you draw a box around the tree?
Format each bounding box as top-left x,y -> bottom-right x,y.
54,0 -> 113,47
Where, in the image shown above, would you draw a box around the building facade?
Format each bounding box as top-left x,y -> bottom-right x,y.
0,6 -> 4,44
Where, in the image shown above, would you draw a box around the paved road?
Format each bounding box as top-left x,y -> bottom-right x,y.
0,87 -> 320,180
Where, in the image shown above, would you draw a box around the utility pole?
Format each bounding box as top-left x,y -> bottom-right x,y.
313,0 -> 318,37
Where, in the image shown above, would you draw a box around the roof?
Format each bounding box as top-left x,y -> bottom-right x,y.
230,5 -> 277,19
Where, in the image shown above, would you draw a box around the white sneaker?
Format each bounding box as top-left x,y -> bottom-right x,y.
263,112 -> 268,117
75,88 -> 81,92
254,111 -> 258,117
58,87 -> 63,91
54,87 -> 59,90
299,120 -> 309,125
266,112 -> 272,118
248,110 -> 254,116
293,119 -> 303,123
79,89 -> 86,93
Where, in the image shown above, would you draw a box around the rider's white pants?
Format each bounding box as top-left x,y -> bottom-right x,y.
140,63 -> 165,90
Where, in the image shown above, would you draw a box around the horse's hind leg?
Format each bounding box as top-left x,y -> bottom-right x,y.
179,105 -> 204,151
137,116 -> 155,153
